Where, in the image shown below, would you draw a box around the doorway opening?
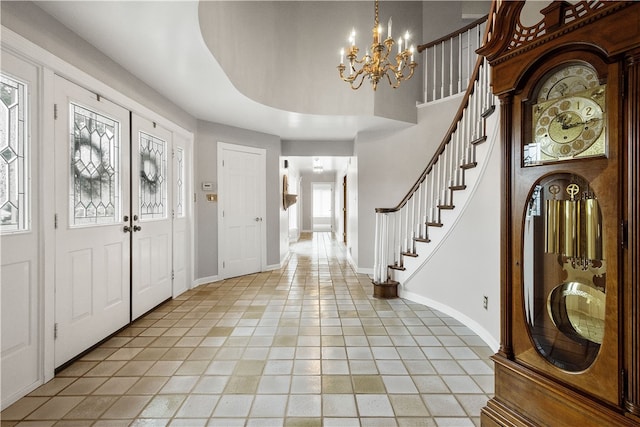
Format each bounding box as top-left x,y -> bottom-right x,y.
312,182 -> 333,232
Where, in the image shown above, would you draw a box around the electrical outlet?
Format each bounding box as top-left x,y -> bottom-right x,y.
483,296 -> 488,310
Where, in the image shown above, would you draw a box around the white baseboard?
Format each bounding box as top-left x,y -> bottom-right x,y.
264,262 -> 282,271
400,290 -> 500,353
192,275 -> 220,288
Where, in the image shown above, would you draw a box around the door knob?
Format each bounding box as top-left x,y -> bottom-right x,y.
133,225 -> 142,232
255,217 -> 260,222
123,225 -> 131,233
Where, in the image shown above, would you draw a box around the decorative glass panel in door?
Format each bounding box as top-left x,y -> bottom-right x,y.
0,74 -> 28,233
139,131 -> 166,220
70,103 -> 120,226
175,147 -> 184,218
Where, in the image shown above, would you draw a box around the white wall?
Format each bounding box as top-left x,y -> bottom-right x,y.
195,121 -> 281,280
355,95 -> 464,271
401,115 -> 502,349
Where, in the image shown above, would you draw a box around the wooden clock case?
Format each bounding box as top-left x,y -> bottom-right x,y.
477,1 -> 640,426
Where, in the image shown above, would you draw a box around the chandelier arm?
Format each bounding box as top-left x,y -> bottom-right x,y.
350,73 -> 367,90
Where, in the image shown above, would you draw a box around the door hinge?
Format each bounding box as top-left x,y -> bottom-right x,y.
54,104 -> 58,120
54,323 -> 58,340
222,210 -> 225,218
222,160 -> 225,167
54,213 -> 58,229
171,270 -> 175,280
172,149 -> 175,158
223,261 -> 225,269
172,210 -> 175,219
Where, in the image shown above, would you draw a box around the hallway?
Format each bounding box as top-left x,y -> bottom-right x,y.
1,232 -> 494,427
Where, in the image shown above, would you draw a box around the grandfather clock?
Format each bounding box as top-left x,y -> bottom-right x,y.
478,1 -> 640,426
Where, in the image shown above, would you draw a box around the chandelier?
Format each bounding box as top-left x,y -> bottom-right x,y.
337,0 -> 417,90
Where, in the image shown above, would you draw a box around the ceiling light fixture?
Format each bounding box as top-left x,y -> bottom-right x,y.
337,0 -> 417,90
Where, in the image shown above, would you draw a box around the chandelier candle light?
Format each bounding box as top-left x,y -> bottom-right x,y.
337,0 -> 417,90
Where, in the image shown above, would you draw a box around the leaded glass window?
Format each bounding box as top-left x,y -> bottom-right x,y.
70,103 -> 120,226
0,74 -> 28,233
175,147 -> 184,218
139,131 -> 166,220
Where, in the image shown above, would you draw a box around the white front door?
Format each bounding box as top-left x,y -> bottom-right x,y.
218,142 -> 265,278
1,53 -> 41,409
53,76 -> 131,367
171,133 -> 191,297
131,115 -> 172,320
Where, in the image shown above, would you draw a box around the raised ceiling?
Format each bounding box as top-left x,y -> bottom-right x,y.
35,1 -> 420,142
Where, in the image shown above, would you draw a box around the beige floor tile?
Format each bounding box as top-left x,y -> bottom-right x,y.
101,395 -> 152,419
26,396 -> 85,420
63,396 -> 117,419
126,377 -> 169,395
145,361 -> 182,377
139,394 -> 185,418
27,379 -> 75,397
93,377 -> 138,395
84,361 -> 127,377
1,397 -> 49,420
58,377 -> 107,396
352,375 -> 386,393
114,361 -> 154,376
4,233 -> 494,426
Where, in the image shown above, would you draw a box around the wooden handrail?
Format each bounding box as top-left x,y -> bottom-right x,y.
375,2 -> 497,215
417,15 -> 488,53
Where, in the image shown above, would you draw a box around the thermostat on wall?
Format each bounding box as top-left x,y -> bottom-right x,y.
202,182 -> 214,191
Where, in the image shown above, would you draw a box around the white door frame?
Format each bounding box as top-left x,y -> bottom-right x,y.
217,141 -> 267,279
172,132 -> 193,298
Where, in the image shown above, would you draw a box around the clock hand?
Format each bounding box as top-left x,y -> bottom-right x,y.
561,116 -> 602,129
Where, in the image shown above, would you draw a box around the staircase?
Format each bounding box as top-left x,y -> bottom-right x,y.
372,9 -> 499,298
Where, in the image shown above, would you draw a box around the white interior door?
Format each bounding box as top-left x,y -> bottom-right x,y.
1,53 -> 41,409
172,133 -> 191,297
53,76 -> 130,367
131,115 -> 172,320
218,142 -> 265,279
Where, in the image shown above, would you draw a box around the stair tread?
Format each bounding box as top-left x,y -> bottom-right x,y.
460,162 -> 477,170
450,185 -> 467,191
389,264 -> 406,271
471,135 -> 487,145
481,105 -> 496,118
438,204 -> 455,210
427,222 -> 443,227
414,237 -> 431,243
402,252 -> 419,257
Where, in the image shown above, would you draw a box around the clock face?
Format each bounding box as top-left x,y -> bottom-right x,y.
534,90 -> 605,158
537,64 -> 600,103
525,64 -> 607,166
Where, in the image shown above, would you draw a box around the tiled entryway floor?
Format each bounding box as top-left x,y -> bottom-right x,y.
2,232 -> 494,427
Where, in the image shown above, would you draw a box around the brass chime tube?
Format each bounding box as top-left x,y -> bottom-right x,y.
545,199 -> 561,254
562,199 -> 579,258
584,198 -> 602,260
